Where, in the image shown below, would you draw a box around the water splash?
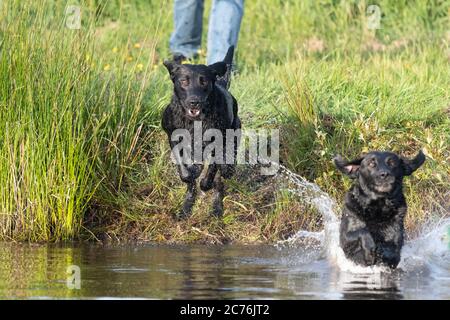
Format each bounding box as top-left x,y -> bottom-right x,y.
274,164 -> 450,275
399,217 -> 450,275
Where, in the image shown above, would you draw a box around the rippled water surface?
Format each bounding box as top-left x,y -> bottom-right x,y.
0,243 -> 449,299
1,166 -> 448,300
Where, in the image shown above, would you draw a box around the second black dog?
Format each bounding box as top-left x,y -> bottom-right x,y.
334,150 -> 425,268
162,46 -> 241,218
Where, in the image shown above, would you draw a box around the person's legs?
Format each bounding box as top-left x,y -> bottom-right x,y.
169,0 -> 204,59
207,0 -> 244,64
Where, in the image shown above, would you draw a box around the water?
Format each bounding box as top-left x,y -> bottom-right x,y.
0,241 -> 448,299
0,166 -> 448,299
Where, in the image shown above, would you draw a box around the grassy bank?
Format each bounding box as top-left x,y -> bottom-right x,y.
0,0 -> 449,242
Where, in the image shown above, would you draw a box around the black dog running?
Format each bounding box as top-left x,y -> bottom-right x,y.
162,46 -> 241,219
334,150 -> 425,268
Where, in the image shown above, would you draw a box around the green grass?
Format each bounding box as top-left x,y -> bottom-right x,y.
0,0 -> 449,242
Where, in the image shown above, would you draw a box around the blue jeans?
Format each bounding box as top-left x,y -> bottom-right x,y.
169,0 -> 244,64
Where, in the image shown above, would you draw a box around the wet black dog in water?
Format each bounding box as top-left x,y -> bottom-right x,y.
162,46 -> 241,218
334,150 -> 425,268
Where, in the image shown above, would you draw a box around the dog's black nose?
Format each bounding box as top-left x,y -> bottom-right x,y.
379,171 -> 390,179
187,98 -> 201,108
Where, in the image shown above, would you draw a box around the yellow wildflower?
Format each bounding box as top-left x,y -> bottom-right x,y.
197,48 -> 205,57
103,64 -> 111,71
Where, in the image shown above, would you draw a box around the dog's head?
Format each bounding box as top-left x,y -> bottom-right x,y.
333,150 -> 425,194
163,59 -> 227,120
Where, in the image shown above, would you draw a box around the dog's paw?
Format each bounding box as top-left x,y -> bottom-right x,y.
188,165 -> 202,179
178,164 -> 202,183
200,177 -> 214,191
179,168 -> 194,183
210,205 -> 223,218
379,247 -> 401,268
361,235 -> 377,265
180,175 -> 194,184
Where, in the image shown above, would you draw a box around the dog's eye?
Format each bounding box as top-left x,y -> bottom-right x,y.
199,77 -> 208,86
180,79 -> 189,87
368,160 -> 377,168
387,159 -> 397,167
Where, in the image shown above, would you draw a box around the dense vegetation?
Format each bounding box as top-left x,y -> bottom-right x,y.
0,0 -> 448,242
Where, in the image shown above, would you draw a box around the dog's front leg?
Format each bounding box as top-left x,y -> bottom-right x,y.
210,174 -> 225,217
171,143 -> 202,218
341,229 -> 376,266
340,214 -> 376,266
179,181 -> 197,219
220,126 -> 240,179
200,164 -> 218,191
170,139 -> 202,183
378,212 -> 405,268
177,163 -> 202,183
377,243 -> 401,268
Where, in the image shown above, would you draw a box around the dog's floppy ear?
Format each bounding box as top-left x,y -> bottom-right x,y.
163,60 -> 180,78
401,150 -> 426,176
208,61 -> 227,77
333,155 -> 364,179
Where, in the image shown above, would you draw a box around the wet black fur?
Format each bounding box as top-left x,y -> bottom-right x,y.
161,47 -> 241,218
334,150 -> 425,268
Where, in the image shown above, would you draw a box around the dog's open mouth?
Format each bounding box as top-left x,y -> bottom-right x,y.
187,108 -> 201,118
374,181 -> 395,193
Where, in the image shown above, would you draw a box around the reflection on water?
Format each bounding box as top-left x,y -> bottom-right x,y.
0,243 -> 448,299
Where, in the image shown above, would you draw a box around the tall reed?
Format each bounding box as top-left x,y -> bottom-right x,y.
0,0 -> 157,240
